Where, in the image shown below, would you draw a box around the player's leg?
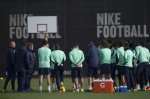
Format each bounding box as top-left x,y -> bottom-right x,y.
46,68 -> 51,92
17,72 -> 21,92
121,67 -> 126,86
144,64 -> 149,88
135,63 -> 144,90
75,69 -> 79,92
24,72 -> 28,91
129,68 -> 135,90
88,67 -> 93,91
26,73 -> 31,91
18,71 -> 25,92
106,64 -> 111,79
125,67 -> 131,90
100,64 -> 105,79
3,68 -> 11,92
29,73 -> 33,91
118,66 -> 125,86
78,67 -> 84,92
60,66 -> 64,86
51,69 -> 56,91
148,66 -> 150,86
38,68 -> 43,92
140,71 -> 145,90
39,75 -> 43,92
71,68 -> 76,91
55,67 -> 61,91
11,69 -> 16,92
117,66 -> 121,86
111,64 -> 116,85
72,67 -> 79,92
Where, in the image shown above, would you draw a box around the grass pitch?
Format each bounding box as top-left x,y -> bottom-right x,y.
0,78 -> 150,99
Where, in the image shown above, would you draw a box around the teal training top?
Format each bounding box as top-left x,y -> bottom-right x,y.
110,47 -> 117,64
124,49 -> 135,67
38,47 -> 51,68
135,45 -> 142,60
69,48 -> 85,68
100,48 -> 111,64
50,50 -> 66,69
136,46 -> 150,63
116,47 -> 125,66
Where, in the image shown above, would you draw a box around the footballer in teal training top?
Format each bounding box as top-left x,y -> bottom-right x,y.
50,44 -> 66,91
99,40 -> 111,80
69,44 -> 85,92
38,40 -> 51,92
135,41 -> 150,90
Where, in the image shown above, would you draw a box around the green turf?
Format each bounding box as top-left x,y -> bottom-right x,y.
0,78 -> 150,99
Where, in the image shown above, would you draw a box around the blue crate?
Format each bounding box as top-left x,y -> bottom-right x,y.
119,86 -> 128,92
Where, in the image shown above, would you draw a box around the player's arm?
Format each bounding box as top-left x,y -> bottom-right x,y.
50,53 -> 55,63
116,49 -> 120,60
69,52 -> 76,65
63,51 -> 66,62
124,51 -> 128,65
77,51 -> 85,66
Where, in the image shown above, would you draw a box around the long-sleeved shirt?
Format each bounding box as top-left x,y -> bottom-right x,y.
86,45 -> 100,68
110,47 -> 117,64
50,50 -> 66,69
26,48 -> 35,73
100,48 -> 111,64
69,48 -> 85,68
116,47 -> 125,66
6,47 -> 15,69
135,46 -> 150,63
38,46 -> 51,68
135,45 -> 142,59
124,49 -> 135,67
15,46 -> 28,72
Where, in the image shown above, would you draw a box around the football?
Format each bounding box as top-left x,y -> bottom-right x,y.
0,77 -> 4,80
60,86 -> 66,93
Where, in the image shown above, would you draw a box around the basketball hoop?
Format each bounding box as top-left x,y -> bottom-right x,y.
27,16 -> 58,41
37,24 -> 48,40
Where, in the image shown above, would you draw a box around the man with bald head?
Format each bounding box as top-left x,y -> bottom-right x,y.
3,41 -> 16,92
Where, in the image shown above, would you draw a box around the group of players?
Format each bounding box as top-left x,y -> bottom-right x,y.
3,39 -> 150,93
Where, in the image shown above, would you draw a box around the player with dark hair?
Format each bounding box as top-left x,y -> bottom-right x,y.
110,40 -> 117,86
50,44 -> 66,91
124,41 -> 136,91
86,41 -> 100,91
99,40 -> 111,80
135,41 -> 150,91
69,44 -> 85,92
116,40 -> 126,86
15,40 -> 28,92
24,43 -> 35,92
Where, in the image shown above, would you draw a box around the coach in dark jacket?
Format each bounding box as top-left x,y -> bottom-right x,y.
86,41 -> 100,91
3,41 -> 16,92
24,43 -> 35,92
15,40 -> 28,92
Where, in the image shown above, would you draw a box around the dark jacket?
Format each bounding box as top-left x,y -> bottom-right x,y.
15,46 -> 28,72
6,47 -> 15,69
86,45 -> 100,68
26,48 -> 35,73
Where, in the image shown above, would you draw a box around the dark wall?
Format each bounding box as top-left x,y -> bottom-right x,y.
0,0 -> 150,76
